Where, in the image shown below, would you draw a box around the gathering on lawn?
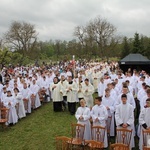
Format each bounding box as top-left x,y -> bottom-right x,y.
0,60 -> 150,149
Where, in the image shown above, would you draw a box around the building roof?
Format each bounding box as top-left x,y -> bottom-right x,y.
120,53 -> 150,64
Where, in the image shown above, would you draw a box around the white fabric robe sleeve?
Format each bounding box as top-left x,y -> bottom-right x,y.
126,108 -> 134,126
75,107 -> 91,121
115,106 -> 123,126
109,105 -> 115,114
82,84 -> 94,96
139,109 -> 146,125
91,108 -> 97,121
16,93 -> 23,100
129,94 -> 136,109
98,107 -> 108,123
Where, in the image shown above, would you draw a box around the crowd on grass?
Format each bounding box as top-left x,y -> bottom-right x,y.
0,61 -> 150,149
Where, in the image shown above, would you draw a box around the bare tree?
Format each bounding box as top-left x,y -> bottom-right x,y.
74,26 -> 86,46
4,21 -> 38,56
74,16 -> 117,58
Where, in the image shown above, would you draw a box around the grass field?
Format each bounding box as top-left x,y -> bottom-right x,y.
0,102 -> 76,150
0,101 -> 139,150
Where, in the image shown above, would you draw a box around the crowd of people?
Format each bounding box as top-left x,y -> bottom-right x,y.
0,61 -> 150,149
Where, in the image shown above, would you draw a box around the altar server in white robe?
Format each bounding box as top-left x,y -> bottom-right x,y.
140,88 -> 150,110
60,74 -> 68,110
30,79 -> 41,109
76,76 -> 84,101
82,78 -> 94,109
115,94 -> 135,149
21,83 -> 32,113
3,90 -> 18,125
13,88 -> 26,119
50,77 -> 63,112
75,99 -> 91,140
139,98 -> 150,150
39,76 -> 50,102
98,78 -> 105,97
115,85 -> 135,109
91,97 -> 108,148
0,87 -> 7,107
92,69 -> 99,92
102,88 -> 115,136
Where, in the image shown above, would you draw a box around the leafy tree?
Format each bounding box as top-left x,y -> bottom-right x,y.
132,32 -> 141,53
121,37 -> 130,58
38,41 -> 55,57
4,21 -> 38,57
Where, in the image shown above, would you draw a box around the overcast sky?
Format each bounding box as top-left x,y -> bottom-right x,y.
0,0 -> 150,41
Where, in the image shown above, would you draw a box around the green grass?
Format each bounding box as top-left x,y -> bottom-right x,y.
0,100 -> 139,150
0,102 -> 76,150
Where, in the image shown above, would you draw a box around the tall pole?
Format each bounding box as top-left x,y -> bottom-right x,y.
72,55 -> 75,78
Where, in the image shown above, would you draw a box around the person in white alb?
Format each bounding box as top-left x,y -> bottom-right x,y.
115,85 -> 135,109
140,88 -> 150,110
91,97 -> 108,148
82,78 -> 94,109
102,88 -> 115,136
75,99 -> 91,140
13,88 -> 26,119
76,76 -> 84,101
115,94 -> 135,149
139,98 -> 150,150
66,76 -> 78,115
50,77 -> 63,112
30,79 -> 41,109
3,90 -> 18,125
98,78 -> 105,97
21,83 -> 32,113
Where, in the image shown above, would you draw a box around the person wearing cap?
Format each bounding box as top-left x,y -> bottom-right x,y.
115,94 -> 135,149
138,98 -> 150,149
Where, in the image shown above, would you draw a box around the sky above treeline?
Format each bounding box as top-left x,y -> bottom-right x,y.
0,0 -> 150,41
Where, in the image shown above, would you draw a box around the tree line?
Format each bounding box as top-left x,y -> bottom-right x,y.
0,17 -> 150,66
